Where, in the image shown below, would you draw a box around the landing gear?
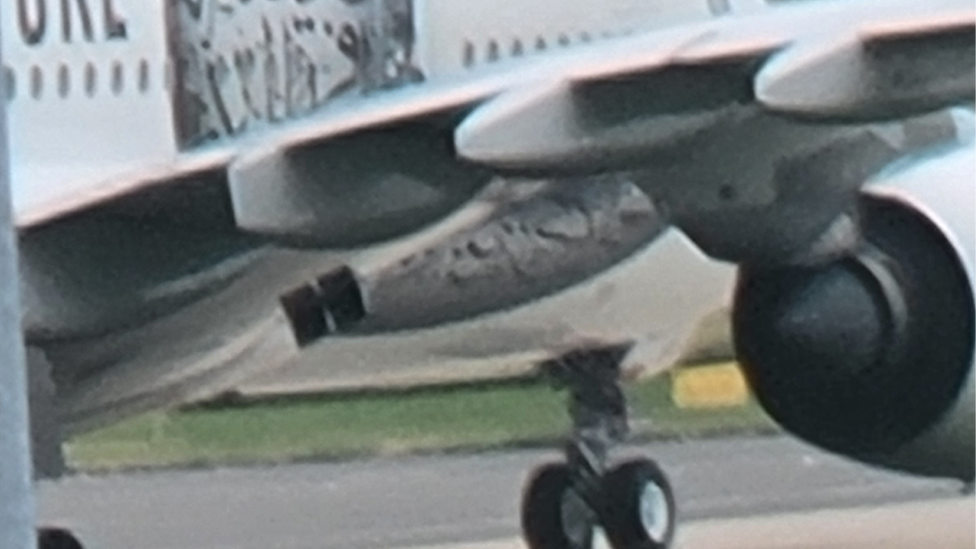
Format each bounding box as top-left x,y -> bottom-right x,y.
521,346 -> 677,549
522,463 -> 596,549
601,460 -> 675,549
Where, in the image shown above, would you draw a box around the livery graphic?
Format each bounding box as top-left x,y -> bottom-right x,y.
171,0 -> 424,147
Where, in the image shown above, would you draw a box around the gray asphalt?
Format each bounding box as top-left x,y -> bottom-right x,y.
36,436 -> 966,549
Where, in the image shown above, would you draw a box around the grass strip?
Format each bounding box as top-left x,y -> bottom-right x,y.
66,375 -> 776,472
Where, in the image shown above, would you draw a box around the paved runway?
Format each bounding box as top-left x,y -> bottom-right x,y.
405,498 -> 975,549
37,436 -> 971,549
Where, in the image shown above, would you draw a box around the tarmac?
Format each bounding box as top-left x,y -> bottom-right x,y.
37,436 -> 972,549
405,498 -> 974,549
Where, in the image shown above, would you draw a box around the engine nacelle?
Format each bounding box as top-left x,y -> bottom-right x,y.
733,144 -> 975,481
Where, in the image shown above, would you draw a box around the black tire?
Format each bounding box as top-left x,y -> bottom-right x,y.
521,462 -> 595,549
37,527 -> 84,549
600,459 -> 676,549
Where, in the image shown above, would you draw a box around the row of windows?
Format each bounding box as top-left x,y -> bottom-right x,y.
461,30 -> 625,68
2,60 -> 172,101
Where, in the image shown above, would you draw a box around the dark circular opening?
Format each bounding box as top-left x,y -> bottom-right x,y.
734,196 -> 974,456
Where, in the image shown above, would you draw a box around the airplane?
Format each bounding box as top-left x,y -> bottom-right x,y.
258,1 -> 976,549
0,0 -> 731,546
3,0 -> 973,548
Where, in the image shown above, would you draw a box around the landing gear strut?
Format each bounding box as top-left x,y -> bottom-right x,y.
522,346 -> 676,549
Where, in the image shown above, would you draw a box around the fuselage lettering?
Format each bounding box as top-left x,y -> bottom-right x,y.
18,0 -> 46,46
61,0 -> 94,43
104,0 -> 127,39
16,0 -> 128,45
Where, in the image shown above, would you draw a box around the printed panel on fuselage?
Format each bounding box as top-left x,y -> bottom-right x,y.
169,0 -> 424,147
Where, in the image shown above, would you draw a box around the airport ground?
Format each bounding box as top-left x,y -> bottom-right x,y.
37,436 -> 973,549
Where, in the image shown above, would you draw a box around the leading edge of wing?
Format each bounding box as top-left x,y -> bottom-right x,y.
14,148 -> 235,229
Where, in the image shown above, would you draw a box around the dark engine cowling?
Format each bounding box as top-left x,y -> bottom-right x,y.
733,145 -> 975,481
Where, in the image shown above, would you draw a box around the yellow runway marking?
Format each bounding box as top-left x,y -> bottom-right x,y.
671,362 -> 749,408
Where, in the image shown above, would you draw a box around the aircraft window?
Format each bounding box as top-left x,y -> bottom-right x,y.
138,60 -> 150,93
30,66 -> 42,99
463,41 -> 475,67
3,66 -> 15,101
579,32 -> 592,43
535,37 -> 547,51
557,34 -> 570,46
57,64 -> 70,98
512,39 -> 524,57
487,40 -> 500,62
111,61 -> 123,95
84,63 -> 96,96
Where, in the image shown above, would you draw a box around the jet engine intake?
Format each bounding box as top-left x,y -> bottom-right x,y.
733,145 -> 975,481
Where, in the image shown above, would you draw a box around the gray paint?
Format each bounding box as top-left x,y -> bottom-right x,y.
35,437 -> 964,549
0,4 -> 35,546
349,175 -> 666,332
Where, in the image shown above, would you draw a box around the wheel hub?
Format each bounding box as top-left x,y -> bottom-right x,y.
639,482 -> 670,543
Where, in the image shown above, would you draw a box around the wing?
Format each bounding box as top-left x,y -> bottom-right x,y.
454,0 -> 974,171
17,0 -> 972,243
439,0 -> 973,268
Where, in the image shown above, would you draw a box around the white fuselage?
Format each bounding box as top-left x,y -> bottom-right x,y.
5,0 -> 175,224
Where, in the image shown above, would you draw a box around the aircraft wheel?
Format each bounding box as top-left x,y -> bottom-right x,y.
37,527 -> 84,549
601,459 -> 676,549
521,463 -> 596,549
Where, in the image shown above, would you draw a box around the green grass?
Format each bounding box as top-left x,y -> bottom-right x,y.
66,376 -> 776,472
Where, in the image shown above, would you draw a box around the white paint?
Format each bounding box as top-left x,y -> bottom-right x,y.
414,0 -> 713,77
2,0 -> 176,225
